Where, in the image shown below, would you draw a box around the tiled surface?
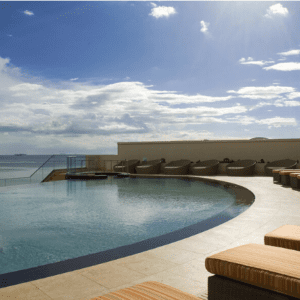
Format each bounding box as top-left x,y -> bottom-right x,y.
1,175 -> 300,300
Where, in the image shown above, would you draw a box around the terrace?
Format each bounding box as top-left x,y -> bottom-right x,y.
1,138 -> 300,299
0,175 -> 299,299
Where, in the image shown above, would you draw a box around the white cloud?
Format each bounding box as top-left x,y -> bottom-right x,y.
265,3 -> 288,18
239,57 -> 274,66
200,20 -> 209,34
227,86 -> 294,99
0,55 -> 298,154
23,10 -> 34,16
248,102 -> 273,111
278,49 -> 300,56
256,117 -> 297,129
149,4 -> 177,19
288,92 -> 300,99
264,62 -> 300,71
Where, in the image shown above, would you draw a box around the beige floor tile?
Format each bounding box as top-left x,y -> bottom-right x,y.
172,238 -> 226,254
0,282 -> 52,300
145,244 -> 203,264
121,256 -> 180,276
154,269 -> 207,295
165,258 -> 212,283
79,264 -> 147,289
31,272 -> 109,300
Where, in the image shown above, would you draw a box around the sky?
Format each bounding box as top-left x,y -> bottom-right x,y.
0,1 -> 299,155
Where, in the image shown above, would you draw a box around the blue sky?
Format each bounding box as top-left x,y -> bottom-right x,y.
0,1 -> 299,155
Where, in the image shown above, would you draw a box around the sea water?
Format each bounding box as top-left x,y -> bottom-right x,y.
0,155 -> 86,179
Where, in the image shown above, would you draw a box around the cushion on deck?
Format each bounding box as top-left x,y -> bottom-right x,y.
272,169 -> 285,174
265,225 -> 300,251
279,170 -> 300,175
205,243 -> 300,299
90,281 -> 202,300
291,173 -> 300,178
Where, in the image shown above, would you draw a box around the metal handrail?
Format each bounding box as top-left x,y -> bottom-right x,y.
29,154 -> 56,178
0,155 -> 71,187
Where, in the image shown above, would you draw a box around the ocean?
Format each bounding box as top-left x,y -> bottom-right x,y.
0,155 -> 86,180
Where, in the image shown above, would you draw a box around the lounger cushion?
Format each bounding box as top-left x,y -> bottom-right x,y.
265,225 -> 300,251
291,173 -> 300,178
90,281 -> 202,300
279,170 -> 300,175
272,169 -> 286,173
205,243 -> 300,299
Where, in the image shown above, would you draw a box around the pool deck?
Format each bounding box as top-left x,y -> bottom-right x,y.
1,175 -> 300,300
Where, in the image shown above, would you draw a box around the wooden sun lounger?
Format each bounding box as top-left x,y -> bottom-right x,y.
90,281 -> 202,300
272,169 -> 300,184
265,225 -> 300,251
135,158 -> 165,174
265,159 -> 297,177
113,160 -> 140,174
226,160 -> 256,176
279,170 -> 300,186
189,159 -> 219,175
162,159 -> 192,175
206,243 -> 300,300
291,173 -> 300,189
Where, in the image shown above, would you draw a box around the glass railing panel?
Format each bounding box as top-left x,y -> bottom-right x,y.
0,177 -> 31,187
0,155 -> 86,187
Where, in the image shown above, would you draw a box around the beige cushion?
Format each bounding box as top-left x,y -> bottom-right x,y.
279,170 -> 300,175
265,225 -> 300,251
272,169 -> 284,174
90,281 -> 202,300
205,243 -> 300,299
290,173 -> 300,178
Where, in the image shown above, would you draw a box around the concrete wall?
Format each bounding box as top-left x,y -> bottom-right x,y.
117,139 -> 300,163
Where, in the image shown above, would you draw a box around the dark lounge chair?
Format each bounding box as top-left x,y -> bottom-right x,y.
291,173 -> 300,189
113,159 -> 140,174
265,159 -> 297,177
206,244 -> 300,300
275,169 -> 300,185
226,160 -> 256,176
162,159 -> 192,175
135,158 -> 166,174
189,159 -> 219,175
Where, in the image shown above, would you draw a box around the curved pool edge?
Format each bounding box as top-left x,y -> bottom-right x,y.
0,174 -> 255,289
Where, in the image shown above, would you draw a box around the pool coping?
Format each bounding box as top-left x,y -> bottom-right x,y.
0,174 -> 254,289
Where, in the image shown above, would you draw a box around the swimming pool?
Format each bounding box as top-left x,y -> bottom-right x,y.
0,176 -> 254,287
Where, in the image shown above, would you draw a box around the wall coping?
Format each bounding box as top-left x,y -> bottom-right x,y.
118,138 -> 300,145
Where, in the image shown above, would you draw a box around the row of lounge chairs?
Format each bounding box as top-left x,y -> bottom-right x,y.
273,168 -> 300,189
113,158 -> 298,176
90,224 -> 300,300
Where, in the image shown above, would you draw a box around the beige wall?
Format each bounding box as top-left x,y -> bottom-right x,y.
117,139 -> 300,163
86,155 -> 120,171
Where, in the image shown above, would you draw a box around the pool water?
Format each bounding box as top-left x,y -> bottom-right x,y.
0,177 -> 237,275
